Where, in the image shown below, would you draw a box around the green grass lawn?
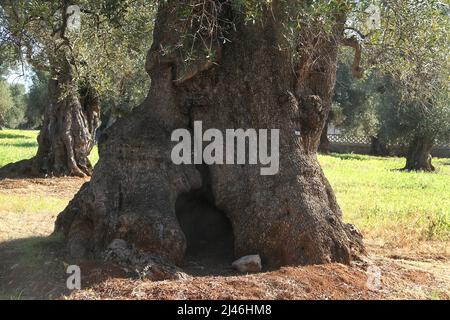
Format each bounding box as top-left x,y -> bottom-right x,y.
0,129 -> 449,245
0,130 -> 39,168
0,129 -> 99,168
319,153 -> 450,243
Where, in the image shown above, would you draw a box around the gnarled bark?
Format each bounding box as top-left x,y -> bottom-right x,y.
34,62 -> 99,177
404,136 -> 435,172
55,2 -> 364,275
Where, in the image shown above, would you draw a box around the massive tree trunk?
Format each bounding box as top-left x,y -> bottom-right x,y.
404,136 -> 435,171
55,2 -> 363,275
0,56 -> 99,178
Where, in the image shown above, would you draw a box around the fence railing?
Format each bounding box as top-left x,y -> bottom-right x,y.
328,134 -> 371,145
328,134 -> 450,148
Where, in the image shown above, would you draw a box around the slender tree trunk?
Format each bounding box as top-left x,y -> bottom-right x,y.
404,136 -> 435,171
0,57 -> 99,178
55,2 -> 363,275
370,135 -> 389,156
318,120 -> 331,154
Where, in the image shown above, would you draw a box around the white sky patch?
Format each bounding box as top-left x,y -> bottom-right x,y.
5,65 -> 34,92
66,5 -> 81,32
365,4 -> 381,30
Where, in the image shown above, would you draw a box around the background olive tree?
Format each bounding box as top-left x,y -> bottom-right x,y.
325,0 -> 450,170
0,0 -> 155,177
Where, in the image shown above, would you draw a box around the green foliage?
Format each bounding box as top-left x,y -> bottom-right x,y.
72,0 -> 155,99
361,0 -> 449,102
0,79 -> 25,129
0,0 -> 155,116
0,80 -> 13,127
80,1 -> 153,118
3,83 -> 26,128
25,70 -> 49,129
377,77 -> 450,146
342,1 -> 449,147
333,53 -> 382,136
169,0 -> 356,63
333,42 -> 449,148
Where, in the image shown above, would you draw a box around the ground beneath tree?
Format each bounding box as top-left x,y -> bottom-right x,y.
0,177 -> 88,198
0,178 -> 448,300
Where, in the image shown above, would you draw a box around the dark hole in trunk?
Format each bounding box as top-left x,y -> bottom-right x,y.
175,166 -> 235,275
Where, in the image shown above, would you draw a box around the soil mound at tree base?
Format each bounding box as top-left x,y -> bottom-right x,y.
67,257 -> 449,300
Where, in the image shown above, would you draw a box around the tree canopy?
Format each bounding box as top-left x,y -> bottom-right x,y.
0,0 -> 155,103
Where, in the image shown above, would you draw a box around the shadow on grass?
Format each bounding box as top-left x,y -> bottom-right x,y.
327,153 -> 369,161
0,142 -> 38,148
0,234 -> 69,300
0,159 -> 36,180
0,132 -> 31,140
0,232 -> 244,300
390,167 -> 443,174
0,234 -> 134,300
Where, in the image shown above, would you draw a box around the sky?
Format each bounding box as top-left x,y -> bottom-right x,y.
5,66 -> 33,92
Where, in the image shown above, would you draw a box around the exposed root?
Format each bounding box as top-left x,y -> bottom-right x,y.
103,239 -> 190,281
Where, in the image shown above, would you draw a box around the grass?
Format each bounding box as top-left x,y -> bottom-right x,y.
0,129 -> 96,245
0,129 -> 99,168
0,290 -> 24,300
319,153 -> 450,244
0,194 -> 68,214
15,234 -> 64,267
0,130 -> 39,168
0,129 -> 448,246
